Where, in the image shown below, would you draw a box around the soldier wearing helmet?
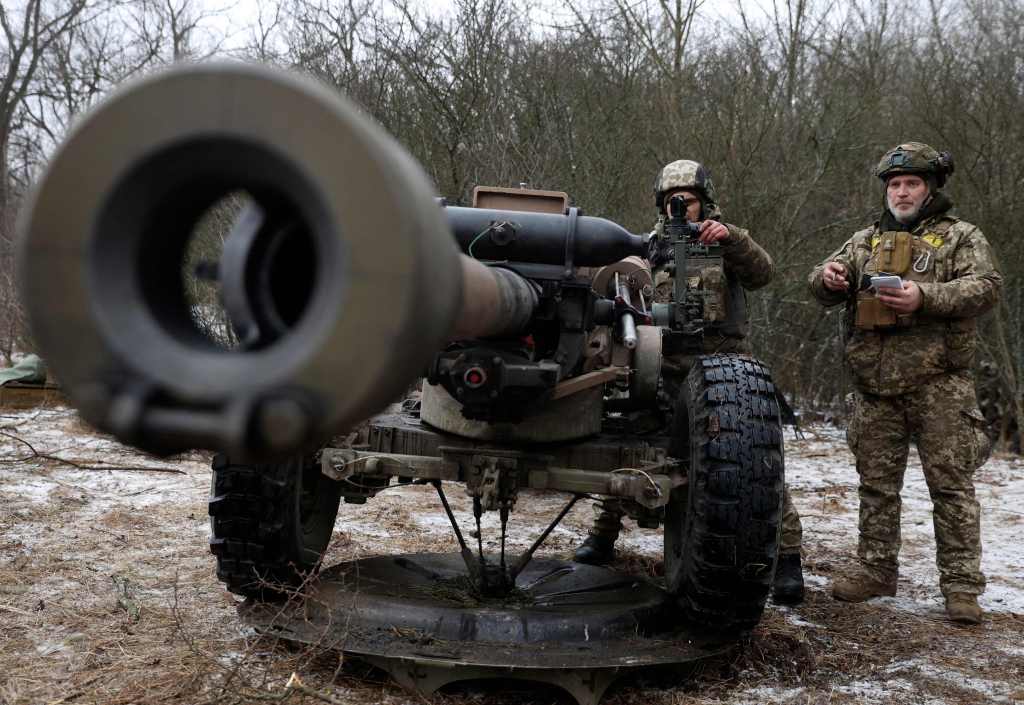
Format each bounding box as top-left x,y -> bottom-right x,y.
575,159 -> 807,606
808,142 -> 1002,624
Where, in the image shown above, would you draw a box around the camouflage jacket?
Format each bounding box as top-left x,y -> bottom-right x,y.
808,214 -> 1002,396
652,220 -> 774,354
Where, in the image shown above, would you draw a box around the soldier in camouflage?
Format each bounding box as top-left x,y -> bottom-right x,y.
808,142 -> 1001,625
575,159 -> 807,605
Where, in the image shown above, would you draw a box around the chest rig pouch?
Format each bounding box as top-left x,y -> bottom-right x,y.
855,230 -> 913,331
685,263 -> 727,323
684,254 -> 728,325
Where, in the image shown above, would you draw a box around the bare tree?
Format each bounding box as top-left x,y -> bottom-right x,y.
282,0 -> 374,85
21,5 -> 165,153
0,0 -> 94,218
243,0 -> 286,62
0,0 -> 99,363
1,0 -> 1020,442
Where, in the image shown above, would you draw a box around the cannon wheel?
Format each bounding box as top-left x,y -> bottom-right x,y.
663,354 -> 784,631
208,453 -> 343,598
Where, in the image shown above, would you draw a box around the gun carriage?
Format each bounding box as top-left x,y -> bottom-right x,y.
19,63 -> 785,704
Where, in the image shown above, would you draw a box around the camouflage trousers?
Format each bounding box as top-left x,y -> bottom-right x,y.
780,486 -> 802,554
847,372 -> 991,596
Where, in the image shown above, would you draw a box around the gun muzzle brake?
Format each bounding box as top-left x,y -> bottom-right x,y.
19,63 -> 462,457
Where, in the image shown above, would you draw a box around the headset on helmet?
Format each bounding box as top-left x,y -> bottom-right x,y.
875,142 -> 955,188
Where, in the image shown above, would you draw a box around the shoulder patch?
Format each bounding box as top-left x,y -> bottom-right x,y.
922,233 -> 944,249
853,226 -> 878,251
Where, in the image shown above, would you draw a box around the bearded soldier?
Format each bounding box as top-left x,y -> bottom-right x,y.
574,159 -> 806,605
809,142 -> 1001,624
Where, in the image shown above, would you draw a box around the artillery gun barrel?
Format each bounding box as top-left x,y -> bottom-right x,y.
453,258 -> 539,339
17,63 -> 639,459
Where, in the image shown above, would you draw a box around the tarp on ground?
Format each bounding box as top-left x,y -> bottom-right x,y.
0,355 -> 47,386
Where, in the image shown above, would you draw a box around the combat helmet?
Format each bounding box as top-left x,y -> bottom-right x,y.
654,159 -> 717,212
875,142 -> 955,188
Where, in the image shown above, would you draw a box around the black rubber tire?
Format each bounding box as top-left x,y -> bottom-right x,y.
663,353 -> 784,632
208,453 -> 343,599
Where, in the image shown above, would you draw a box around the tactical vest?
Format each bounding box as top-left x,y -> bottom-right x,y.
653,263 -> 748,346
843,215 -> 984,396
854,220 -> 957,331
649,220 -> 763,359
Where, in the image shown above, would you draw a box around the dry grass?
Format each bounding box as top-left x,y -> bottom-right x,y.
1,409 -> 1022,705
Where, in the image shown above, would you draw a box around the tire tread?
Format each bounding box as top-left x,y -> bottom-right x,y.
677,353 -> 785,631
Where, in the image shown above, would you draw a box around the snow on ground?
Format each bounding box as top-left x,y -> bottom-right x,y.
781,424 -> 1024,617
0,405 -> 1022,705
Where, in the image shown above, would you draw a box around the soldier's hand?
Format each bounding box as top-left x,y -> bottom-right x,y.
822,262 -> 848,291
877,280 -> 923,313
697,220 -> 729,245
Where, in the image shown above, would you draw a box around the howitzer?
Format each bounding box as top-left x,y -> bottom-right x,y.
18,64 -> 785,696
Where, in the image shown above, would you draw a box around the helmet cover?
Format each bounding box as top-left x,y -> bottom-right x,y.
654,159 -> 717,209
875,142 -> 954,188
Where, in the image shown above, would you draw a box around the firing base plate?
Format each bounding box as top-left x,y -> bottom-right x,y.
240,553 -> 734,705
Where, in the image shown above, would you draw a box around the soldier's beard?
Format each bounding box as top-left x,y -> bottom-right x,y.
887,193 -> 926,224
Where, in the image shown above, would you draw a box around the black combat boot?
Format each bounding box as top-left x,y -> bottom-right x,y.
772,552 -> 805,605
573,507 -> 623,565
573,533 -> 617,565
